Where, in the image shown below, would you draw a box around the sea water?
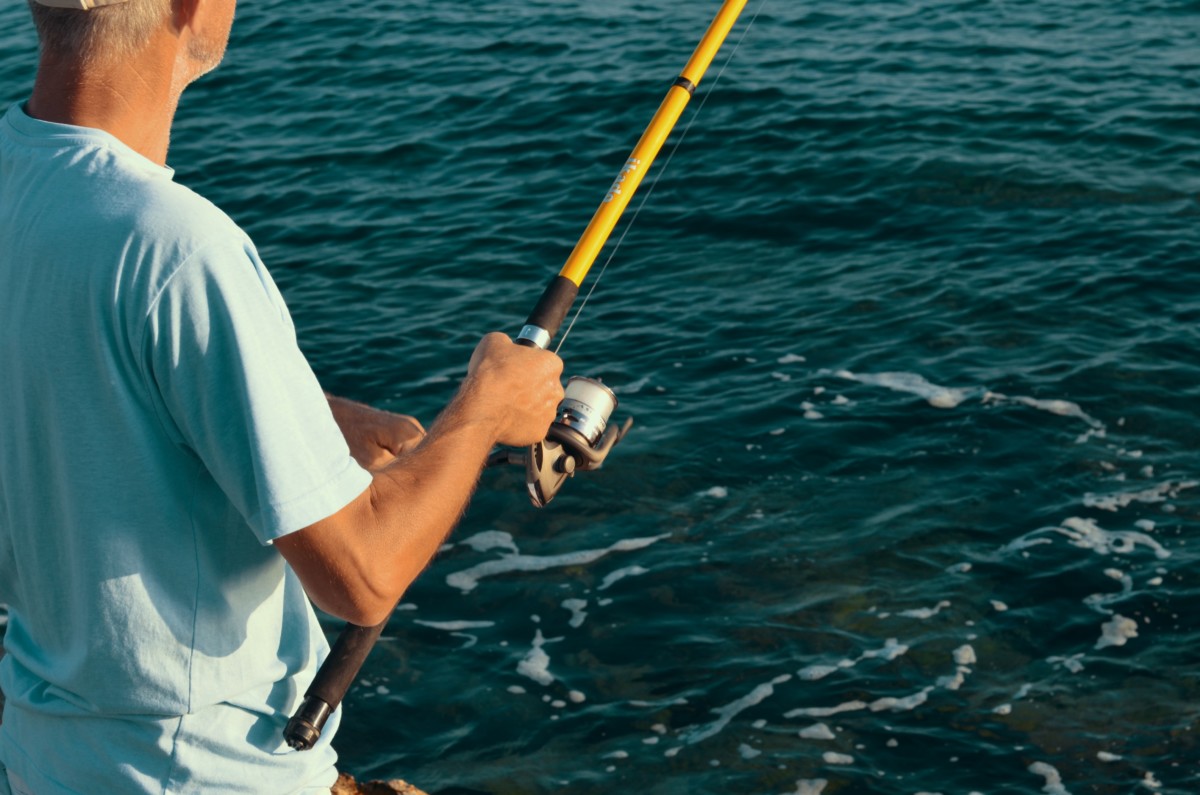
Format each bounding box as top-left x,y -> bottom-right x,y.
1,0 -> 1198,792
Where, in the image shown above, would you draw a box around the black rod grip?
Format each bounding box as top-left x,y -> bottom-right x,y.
284,617 -> 388,750
520,276 -> 579,345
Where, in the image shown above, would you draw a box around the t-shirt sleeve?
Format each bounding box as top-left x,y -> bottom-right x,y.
141,237 -> 372,544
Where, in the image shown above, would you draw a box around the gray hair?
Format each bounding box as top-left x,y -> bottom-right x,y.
28,0 -> 172,66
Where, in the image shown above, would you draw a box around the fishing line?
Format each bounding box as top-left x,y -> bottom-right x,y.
285,0 -> 760,752
555,0 -> 768,355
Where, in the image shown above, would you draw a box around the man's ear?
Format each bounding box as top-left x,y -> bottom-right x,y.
172,0 -> 201,34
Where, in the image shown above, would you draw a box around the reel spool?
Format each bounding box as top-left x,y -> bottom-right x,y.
490,376 -> 632,507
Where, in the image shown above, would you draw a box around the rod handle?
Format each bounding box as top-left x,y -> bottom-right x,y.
284,617 -> 389,750
516,276 -> 580,348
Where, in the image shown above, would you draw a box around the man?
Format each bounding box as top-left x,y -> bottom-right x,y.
0,0 -> 564,792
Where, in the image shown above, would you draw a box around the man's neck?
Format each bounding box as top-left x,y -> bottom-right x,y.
27,39 -> 184,166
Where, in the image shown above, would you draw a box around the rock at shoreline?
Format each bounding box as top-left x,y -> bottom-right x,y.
333,772 -> 429,795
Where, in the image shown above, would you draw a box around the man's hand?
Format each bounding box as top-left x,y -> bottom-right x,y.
326,394 -> 426,471
458,332 -> 565,447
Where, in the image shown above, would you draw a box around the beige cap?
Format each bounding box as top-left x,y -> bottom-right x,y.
33,0 -> 129,7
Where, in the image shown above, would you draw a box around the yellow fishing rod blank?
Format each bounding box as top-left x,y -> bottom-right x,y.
517,0 -> 749,350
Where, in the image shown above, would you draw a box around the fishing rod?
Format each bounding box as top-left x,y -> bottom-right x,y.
284,0 -> 750,751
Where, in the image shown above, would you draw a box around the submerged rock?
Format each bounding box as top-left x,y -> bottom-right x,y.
333,772 -> 429,795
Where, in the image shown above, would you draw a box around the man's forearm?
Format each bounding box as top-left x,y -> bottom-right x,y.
277,333 -> 563,625
278,387 -> 503,625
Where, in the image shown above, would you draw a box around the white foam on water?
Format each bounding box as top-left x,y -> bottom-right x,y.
1028,761 -> 1072,794
700,486 -> 728,499
783,780 -> 828,795
993,704 -> 1012,715
984,391 -> 1108,443
568,690 -> 586,704
738,743 -> 762,759
681,674 -> 793,745
940,644 -> 976,690
516,629 -> 561,686
822,751 -> 854,765
785,700 -> 867,718
561,598 -> 588,628
946,562 -> 972,574
798,723 -> 836,740
772,372 -> 792,382
991,600 -> 1009,612
1083,480 -> 1197,512
1142,772 -> 1162,789
856,642 -> 965,707
837,370 -> 973,409
446,533 -> 670,592
898,600 -> 951,619
1058,517 -> 1171,559
862,638 -> 909,661
986,392 -> 1101,426
799,638 -> 908,681
798,664 -> 840,681
778,354 -> 807,364
413,620 -> 495,632
1135,519 -> 1156,531
507,685 -> 526,695
457,530 -> 521,555
1097,751 -> 1122,762
1095,614 -> 1138,649
787,682 -> 935,719
869,686 -> 934,712
612,375 -> 651,395
598,565 -> 649,591
938,669 -> 968,691
1085,569 -> 1134,615
1001,536 -> 1055,554
1048,654 -> 1086,673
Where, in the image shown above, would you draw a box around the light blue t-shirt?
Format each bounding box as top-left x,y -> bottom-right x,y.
0,103 -> 373,793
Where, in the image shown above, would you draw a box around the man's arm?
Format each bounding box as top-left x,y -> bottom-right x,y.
275,333 -> 563,626
325,393 -> 426,471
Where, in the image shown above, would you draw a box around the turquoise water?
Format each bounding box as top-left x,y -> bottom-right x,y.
3,1 -> 1200,792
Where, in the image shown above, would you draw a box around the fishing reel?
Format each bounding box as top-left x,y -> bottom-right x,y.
489,376 -> 632,507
